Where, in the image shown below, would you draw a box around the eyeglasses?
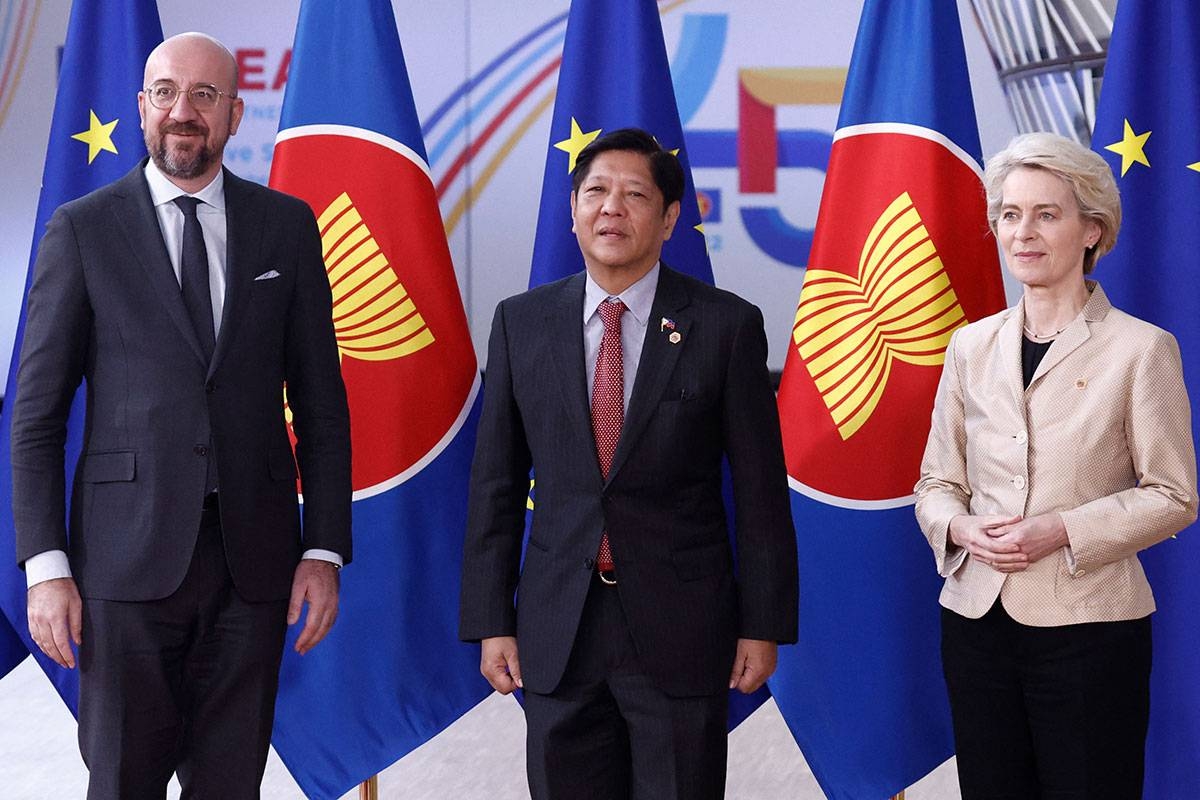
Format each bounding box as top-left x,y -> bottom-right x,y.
143,81 -> 231,111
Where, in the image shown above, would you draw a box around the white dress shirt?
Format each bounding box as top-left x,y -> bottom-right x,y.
26,162 -> 339,588
584,262 -> 660,407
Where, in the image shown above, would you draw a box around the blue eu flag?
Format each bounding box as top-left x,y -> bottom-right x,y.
529,0 -> 712,288
0,0 -> 162,706
1093,2 -> 1200,797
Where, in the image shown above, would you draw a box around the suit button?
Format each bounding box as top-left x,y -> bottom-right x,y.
1015,430 -> 1027,445
194,445 -> 208,456
583,557 -> 595,570
1012,475 -> 1026,490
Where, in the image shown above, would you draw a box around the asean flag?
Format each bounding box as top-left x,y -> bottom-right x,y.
267,0 -> 490,797
768,1 -> 1005,798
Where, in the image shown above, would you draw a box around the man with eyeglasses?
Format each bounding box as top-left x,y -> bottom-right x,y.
10,32 -> 350,798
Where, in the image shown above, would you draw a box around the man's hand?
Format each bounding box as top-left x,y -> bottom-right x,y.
288,559 -> 340,655
948,513 -> 1029,573
27,577 -> 82,669
988,513 -> 1069,565
728,638 -> 778,694
480,636 -> 522,694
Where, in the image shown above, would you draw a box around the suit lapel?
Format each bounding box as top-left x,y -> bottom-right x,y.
109,162 -> 208,367
210,170 -> 263,379
999,302 -> 1026,405
607,267 -> 691,484
1027,282 -> 1110,388
546,273 -> 594,457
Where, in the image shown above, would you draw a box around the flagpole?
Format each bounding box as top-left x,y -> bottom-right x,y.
358,776 -> 378,799
890,792 -> 905,800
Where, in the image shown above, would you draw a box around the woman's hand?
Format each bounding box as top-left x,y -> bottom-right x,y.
988,513 -> 1070,565
948,514 -> 1029,573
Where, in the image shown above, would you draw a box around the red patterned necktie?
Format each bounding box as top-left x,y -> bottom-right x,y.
592,298 -> 626,573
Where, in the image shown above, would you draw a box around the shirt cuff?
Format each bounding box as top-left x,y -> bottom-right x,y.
25,550 -> 72,588
301,548 -> 343,568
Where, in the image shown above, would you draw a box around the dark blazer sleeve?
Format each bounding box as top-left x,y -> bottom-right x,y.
10,206 -> 91,564
280,196 -> 352,562
459,299 -> 532,640
723,302 -> 798,643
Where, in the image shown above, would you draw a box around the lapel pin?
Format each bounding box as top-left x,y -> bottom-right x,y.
669,331 -> 682,345
1075,379 -> 1087,388
660,317 -> 676,332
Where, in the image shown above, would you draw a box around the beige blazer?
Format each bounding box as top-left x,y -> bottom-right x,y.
915,282 -> 1197,625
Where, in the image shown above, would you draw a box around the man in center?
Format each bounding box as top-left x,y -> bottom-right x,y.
459,128 -> 798,798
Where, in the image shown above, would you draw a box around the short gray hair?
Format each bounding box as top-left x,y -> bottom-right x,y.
983,132 -> 1121,274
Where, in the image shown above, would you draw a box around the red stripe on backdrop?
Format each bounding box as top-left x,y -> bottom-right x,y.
435,56 -> 562,200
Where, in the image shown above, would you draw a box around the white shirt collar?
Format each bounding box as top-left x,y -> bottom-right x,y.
583,262 -> 660,327
144,159 -> 226,211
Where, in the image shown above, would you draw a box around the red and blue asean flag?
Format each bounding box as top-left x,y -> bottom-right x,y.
771,1 -> 1005,798
268,0 -> 489,796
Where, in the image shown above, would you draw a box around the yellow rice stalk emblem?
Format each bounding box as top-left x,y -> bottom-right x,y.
793,192 -> 965,440
318,191 -> 435,361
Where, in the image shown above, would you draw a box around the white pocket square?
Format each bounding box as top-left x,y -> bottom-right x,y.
254,269 -> 281,281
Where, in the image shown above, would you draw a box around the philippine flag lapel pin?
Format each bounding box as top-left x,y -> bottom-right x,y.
661,317 -> 681,344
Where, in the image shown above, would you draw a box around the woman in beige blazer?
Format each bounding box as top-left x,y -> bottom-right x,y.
916,132 -> 1197,800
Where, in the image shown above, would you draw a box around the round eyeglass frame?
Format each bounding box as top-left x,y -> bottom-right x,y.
143,81 -> 232,111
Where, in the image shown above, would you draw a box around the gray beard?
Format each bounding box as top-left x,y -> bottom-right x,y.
151,139 -> 214,180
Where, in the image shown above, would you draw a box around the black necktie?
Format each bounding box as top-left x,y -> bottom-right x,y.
173,196 -> 216,363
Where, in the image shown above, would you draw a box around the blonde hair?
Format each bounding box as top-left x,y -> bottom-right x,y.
983,132 -> 1121,274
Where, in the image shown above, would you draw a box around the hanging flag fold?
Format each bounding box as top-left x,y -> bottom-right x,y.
269,1 -> 489,797
771,1 -> 1005,797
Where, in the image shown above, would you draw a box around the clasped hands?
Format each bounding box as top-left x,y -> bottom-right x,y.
948,512 -> 1069,573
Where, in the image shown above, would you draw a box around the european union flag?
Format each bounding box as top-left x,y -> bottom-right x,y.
1092,3 -> 1200,797
528,0 -> 768,728
529,0 -> 712,288
269,1 -> 489,796
772,1 -> 1005,797
0,0 -> 162,705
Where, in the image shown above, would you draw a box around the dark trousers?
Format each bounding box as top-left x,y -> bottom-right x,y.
942,602 -> 1151,800
77,506 -> 289,800
523,575 -> 729,800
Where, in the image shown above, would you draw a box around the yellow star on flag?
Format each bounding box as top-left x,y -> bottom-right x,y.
71,110 -> 119,164
1188,161 -> 1200,173
553,117 -> 601,173
1104,119 -> 1151,177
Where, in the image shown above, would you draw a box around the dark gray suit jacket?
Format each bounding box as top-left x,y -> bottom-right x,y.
460,265 -> 797,697
10,161 -> 351,603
